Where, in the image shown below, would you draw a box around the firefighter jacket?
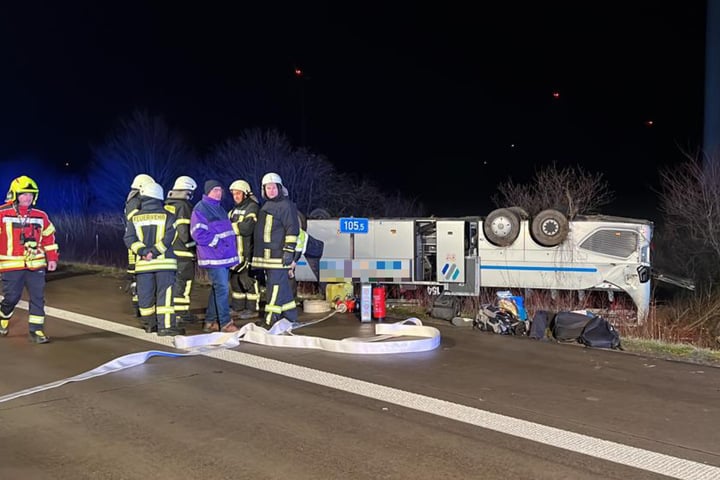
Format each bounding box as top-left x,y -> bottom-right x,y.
190,195 -> 239,269
124,190 -> 142,222
123,198 -> 178,273
0,202 -> 59,272
252,194 -> 299,270
165,192 -> 196,261
229,196 -> 259,270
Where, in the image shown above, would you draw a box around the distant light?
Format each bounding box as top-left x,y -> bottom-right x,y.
294,68 -> 303,77
552,91 -> 560,98
510,144 -> 515,148
645,120 -> 654,127
64,162 -> 70,167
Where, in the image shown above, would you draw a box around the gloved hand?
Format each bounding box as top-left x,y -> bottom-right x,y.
282,251 -> 294,266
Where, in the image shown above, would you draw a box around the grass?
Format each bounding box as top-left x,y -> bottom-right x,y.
386,286 -> 720,367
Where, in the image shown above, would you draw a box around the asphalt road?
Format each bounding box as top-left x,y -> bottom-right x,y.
0,268 -> 718,480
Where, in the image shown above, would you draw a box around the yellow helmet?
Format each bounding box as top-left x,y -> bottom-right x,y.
229,179 -> 252,194
7,175 -> 39,205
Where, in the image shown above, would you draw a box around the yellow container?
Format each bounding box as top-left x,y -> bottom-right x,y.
326,282 -> 354,303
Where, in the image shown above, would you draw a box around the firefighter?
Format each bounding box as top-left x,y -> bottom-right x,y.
125,173 -> 155,317
228,179 -> 260,320
165,175 -> 198,325
0,175 -> 59,343
252,172 -> 299,327
123,182 -> 183,336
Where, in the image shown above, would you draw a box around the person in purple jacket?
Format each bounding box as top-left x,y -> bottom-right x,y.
190,180 -> 240,333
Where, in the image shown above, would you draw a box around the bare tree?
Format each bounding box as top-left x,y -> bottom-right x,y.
658,155 -> 720,287
87,110 -> 196,213
206,128 -> 425,217
207,128 -> 338,212
493,162 -> 614,218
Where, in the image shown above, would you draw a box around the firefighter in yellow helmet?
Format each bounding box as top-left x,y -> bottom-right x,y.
228,179 -> 260,320
125,173 -> 155,317
0,175 -> 59,343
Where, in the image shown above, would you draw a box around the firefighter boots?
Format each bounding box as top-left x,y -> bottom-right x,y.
28,330 -> 50,344
157,327 -> 185,336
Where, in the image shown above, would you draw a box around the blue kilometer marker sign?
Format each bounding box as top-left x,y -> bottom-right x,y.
339,217 -> 369,234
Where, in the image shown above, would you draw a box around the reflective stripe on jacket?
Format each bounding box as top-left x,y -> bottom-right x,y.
191,195 -> 239,269
0,202 -> 59,272
252,195 -> 299,270
229,197 -> 259,267
123,198 -> 177,273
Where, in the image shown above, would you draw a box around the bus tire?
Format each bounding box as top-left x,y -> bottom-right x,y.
308,208 -> 331,219
483,208 -> 521,247
531,209 -> 569,246
508,206 -> 530,220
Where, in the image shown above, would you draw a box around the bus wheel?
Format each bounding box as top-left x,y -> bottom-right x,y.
308,208 -> 331,219
531,209 -> 569,246
483,208 -> 521,247
508,206 -> 530,220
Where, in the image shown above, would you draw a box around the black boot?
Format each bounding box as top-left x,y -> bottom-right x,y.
158,326 -> 185,336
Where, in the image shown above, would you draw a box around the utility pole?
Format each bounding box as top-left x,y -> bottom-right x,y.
704,0 -> 720,163
294,66 -> 308,146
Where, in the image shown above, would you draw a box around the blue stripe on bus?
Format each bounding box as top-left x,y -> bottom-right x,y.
480,265 -> 598,272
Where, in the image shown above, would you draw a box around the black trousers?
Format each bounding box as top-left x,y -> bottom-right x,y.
0,269 -> 47,333
137,270 -> 176,330
262,268 -> 298,326
172,259 -> 196,314
230,265 -> 259,312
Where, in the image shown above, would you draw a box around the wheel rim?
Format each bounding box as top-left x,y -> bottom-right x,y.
490,216 -> 513,238
541,219 -> 560,236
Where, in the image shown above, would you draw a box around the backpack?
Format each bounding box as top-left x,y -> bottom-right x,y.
579,315 -> 623,350
430,294 -> 459,321
551,311 -> 593,342
529,310 -> 554,340
475,305 -> 527,335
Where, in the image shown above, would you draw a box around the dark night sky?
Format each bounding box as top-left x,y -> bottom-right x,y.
0,2 -> 708,218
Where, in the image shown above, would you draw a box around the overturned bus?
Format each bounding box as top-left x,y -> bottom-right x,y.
294,208 -> 654,321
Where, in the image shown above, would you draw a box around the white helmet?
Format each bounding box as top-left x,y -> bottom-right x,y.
261,172 -> 288,199
261,172 -> 283,187
172,175 -> 197,191
140,182 -> 164,201
131,173 -> 155,190
229,179 -> 251,194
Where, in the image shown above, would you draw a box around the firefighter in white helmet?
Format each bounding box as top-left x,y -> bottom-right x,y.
165,175 -> 199,324
124,173 -> 156,317
252,172 -> 300,327
228,179 -> 261,320
124,182 -> 184,336
0,175 -> 59,343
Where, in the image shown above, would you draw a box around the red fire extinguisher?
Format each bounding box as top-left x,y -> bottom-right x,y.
372,285 -> 386,322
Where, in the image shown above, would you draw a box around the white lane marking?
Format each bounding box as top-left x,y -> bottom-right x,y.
8,301 -> 720,480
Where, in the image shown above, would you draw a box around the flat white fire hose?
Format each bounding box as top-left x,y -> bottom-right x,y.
0,316 -> 440,404
175,317 -> 441,354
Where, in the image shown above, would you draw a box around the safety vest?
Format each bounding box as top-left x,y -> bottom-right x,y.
0,203 -> 59,272
295,229 -> 307,255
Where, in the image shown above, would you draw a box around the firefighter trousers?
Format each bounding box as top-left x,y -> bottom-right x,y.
230,265 -> 259,312
0,269 -> 47,334
263,268 -> 298,326
136,270 -> 176,331
172,259 -> 196,315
